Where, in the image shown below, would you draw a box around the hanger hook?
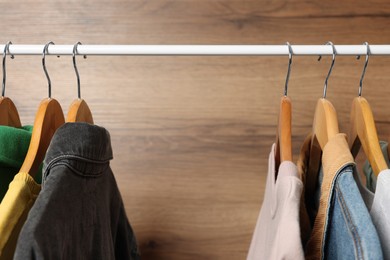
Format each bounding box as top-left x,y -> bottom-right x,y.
42,41 -> 55,98
73,42 -> 87,99
318,41 -> 336,99
356,42 -> 370,97
284,42 -> 293,96
2,41 -> 14,97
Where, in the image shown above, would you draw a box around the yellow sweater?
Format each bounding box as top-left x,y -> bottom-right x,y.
0,172 -> 40,259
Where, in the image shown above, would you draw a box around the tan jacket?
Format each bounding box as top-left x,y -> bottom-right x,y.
298,134 -> 354,260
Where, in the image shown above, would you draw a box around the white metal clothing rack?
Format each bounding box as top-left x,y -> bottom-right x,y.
3,44 -> 390,56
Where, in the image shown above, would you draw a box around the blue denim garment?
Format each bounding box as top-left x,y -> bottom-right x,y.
356,143 -> 390,259
323,165 -> 383,260
300,134 -> 383,259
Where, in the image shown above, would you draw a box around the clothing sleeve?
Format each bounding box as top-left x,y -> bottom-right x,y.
14,235 -> 44,260
115,205 -> 140,260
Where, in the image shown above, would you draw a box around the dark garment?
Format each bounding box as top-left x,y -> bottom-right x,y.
14,123 -> 140,260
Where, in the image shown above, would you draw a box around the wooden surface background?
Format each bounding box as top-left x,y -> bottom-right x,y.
1,1 -> 390,259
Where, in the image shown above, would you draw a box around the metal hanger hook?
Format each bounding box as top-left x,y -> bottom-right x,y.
284,42 -> 293,96
42,41 -> 55,98
318,41 -> 336,99
356,42 -> 370,97
73,42 -> 87,99
2,41 -> 14,97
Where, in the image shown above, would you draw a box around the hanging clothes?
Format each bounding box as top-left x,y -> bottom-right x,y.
14,123 -> 140,260
0,172 -> 40,259
355,141 -> 390,260
247,144 -> 304,260
0,125 -> 42,259
0,125 -> 41,200
299,134 -> 383,260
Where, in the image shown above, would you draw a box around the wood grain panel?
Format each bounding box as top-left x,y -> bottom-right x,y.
1,1 -> 390,259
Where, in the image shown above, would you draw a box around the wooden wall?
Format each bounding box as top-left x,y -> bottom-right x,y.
1,1 -> 390,259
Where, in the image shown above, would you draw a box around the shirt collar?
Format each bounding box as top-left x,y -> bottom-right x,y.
43,122 -> 113,178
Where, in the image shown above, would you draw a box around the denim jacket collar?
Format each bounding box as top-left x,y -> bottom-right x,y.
42,122 -> 113,182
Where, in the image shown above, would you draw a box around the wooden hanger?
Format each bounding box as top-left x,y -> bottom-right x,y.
349,97 -> 387,176
307,42 -> 340,194
66,42 -> 93,124
67,99 -> 93,123
307,99 -> 340,200
308,98 -> 339,178
20,98 -> 64,178
0,97 -> 21,127
0,42 -> 22,127
20,42 -> 65,178
349,43 -> 387,177
311,98 -> 339,151
275,96 -> 292,169
275,43 -> 293,172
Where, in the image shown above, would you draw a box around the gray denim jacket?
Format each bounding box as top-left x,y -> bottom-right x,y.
14,122 -> 140,260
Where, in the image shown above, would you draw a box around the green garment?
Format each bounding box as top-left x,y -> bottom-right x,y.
363,141 -> 390,192
0,125 -> 42,201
